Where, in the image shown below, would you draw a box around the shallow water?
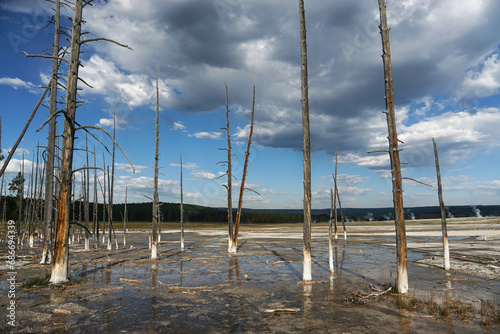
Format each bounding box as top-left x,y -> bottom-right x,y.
4,224 -> 500,333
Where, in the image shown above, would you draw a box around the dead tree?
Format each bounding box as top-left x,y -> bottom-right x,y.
328,187 -> 334,275
180,155 -> 184,250
232,86 -> 258,252
219,83 -> 234,253
83,133 -> 90,251
50,0 -> 84,283
40,0 -> 61,264
299,0 -> 312,282
123,187 -> 128,247
50,0 -> 132,283
433,138 -> 450,270
151,71 -> 160,260
377,0 -> 408,293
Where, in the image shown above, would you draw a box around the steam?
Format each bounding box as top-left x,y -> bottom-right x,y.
472,206 -> 483,218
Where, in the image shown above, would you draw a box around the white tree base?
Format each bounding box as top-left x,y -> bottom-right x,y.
50,263 -> 68,284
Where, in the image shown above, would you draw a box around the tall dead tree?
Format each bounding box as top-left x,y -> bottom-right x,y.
378,0 -> 408,293
220,83 -> 234,253
328,187 -> 334,275
151,71 -> 160,260
50,0 -> 84,283
232,85 -> 257,253
41,0 -> 61,264
123,186 -> 128,247
51,0 -> 132,283
433,138 -> 450,270
299,0 -> 312,282
180,155 -> 184,250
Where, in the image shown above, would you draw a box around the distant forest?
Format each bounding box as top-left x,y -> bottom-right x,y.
1,195 -> 499,224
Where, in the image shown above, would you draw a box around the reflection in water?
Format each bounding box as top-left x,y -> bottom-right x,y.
151,264 -> 158,332
303,284 -> 313,332
226,256 -> 249,332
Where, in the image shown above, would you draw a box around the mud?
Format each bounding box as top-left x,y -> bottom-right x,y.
1,219 -> 500,333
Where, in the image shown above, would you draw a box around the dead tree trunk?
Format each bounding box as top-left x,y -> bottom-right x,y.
83,133 -> 90,251
328,187 -> 334,275
433,138 -> 450,270
123,186 -> 127,247
233,85 -> 257,252
378,0 -> 408,294
93,146 -> 98,247
108,115 -> 116,250
180,155 -> 184,250
41,0 -> 61,264
151,71 -> 160,260
50,0 -> 83,283
299,0 -> 312,282
222,83 -> 234,253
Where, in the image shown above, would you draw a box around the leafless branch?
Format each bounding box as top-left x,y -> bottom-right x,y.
81,37 -> 133,51
402,177 -> 433,188
21,51 -> 69,63
74,125 -> 135,173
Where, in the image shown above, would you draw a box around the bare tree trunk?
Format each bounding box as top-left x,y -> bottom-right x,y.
233,86 -> 256,251
123,187 -> 127,247
93,146 -> 98,247
328,187 -> 334,275
223,83 -> 235,253
151,71 -> 160,260
83,134 -> 90,251
333,150 -> 347,240
378,0 -> 408,294
102,156 -> 107,245
40,0 -> 59,261
433,138 -> 450,270
299,0 -> 312,282
180,155 -> 184,250
50,0 -> 83,283
109,114 -> 116,249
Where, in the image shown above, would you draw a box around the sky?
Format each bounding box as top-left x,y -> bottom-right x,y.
1,0 -> 500,212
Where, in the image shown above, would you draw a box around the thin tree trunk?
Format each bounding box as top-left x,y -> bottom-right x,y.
84,133 -> 90,251
233,85 -> 256,251
224,83 -> 234,253
378,0 -> 408,294
93,146 -> 98,247
328,187 -> 334,275
433,138 -> 450,270
106,165 -> 112,250
180,155 -> 184,250
102,155 -> 106,245
299,0 -> 312,282
50,0 -> 83,283
151,71 -> 160,260
123,186 -> 127,247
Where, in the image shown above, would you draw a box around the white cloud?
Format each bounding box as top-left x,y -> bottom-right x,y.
79,55 -> 171,109
170,162 -> 198,170
459,53 -> 500,101
0,77 -> 34,90
189,132 -> 223,139
115,162 -> 147,174
191,171 -> 216,180
172,122 -> 185,130
98,117 -> 129,129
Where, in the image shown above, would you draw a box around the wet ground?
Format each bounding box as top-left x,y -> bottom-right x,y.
1,219 -> 500,333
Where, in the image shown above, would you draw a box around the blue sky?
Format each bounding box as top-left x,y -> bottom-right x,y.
1,0 -> 500,211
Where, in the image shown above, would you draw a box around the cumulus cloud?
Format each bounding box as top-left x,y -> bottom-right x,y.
170,162 -> 198,170
0,77 -> 35,90
115,162 -> 147,174
189,132 -> 223,139
191,170 -> 216,180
